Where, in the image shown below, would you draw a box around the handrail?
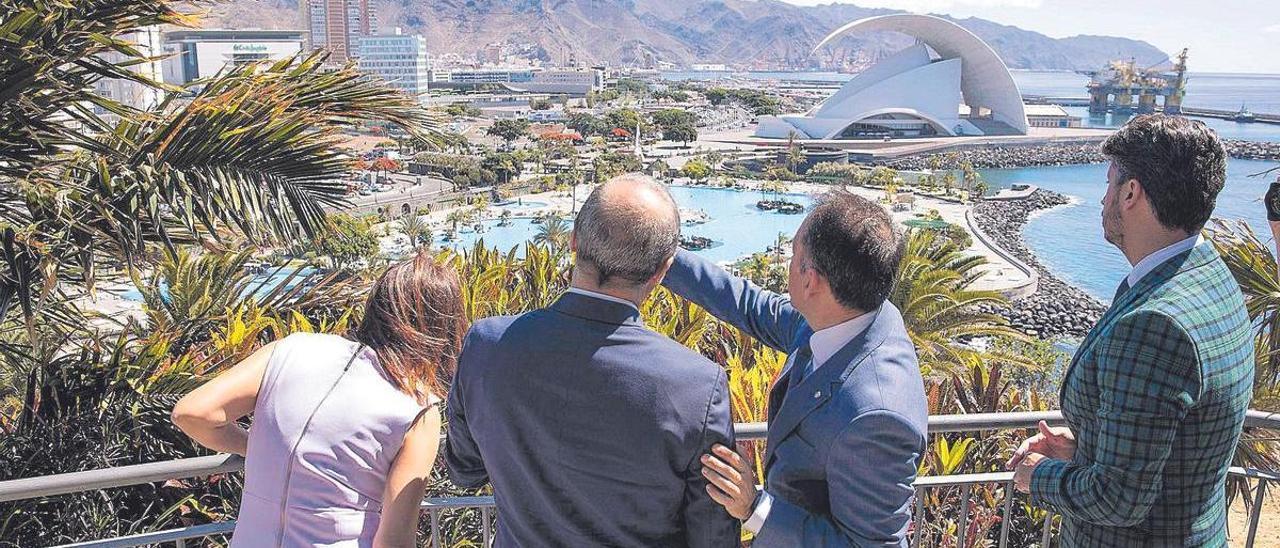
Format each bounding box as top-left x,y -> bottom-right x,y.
2,410 -> 1276,503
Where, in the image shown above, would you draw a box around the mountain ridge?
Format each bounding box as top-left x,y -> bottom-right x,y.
202,0 -> 1169,71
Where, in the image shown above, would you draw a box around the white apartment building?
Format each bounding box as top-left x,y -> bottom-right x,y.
357,30 -> 430,101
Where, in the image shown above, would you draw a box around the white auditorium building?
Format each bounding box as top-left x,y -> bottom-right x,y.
755,14 -> 1030,140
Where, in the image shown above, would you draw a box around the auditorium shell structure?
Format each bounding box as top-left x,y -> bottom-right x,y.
755,14 -> 1029,140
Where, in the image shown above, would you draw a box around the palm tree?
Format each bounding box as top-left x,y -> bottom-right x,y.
0,0 -> 437,518
445,210 -> 466,231
706,150 -> 724,171
890,229 -> 1023,374
785,131 -> 804,173
534,216 -> 572,251
773,232 -> 791,262
1,3 -> 436,341
1204,220 -> 1280,505
399,212 -> 429,249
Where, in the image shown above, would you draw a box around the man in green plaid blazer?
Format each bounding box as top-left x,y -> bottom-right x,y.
1009,114 -> 1254,547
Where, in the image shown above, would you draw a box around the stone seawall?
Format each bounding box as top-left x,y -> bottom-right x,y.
973,190 -> 1107,339
883,139 -> 1280,171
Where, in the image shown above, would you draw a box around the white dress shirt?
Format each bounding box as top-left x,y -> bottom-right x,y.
1126,234 -> 1203,288
565,287 -> 640,312
744,307 -> 880,534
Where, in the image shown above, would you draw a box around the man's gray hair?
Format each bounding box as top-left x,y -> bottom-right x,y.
574,174 -> 681,287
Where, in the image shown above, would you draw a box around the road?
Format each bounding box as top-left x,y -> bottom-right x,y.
339,172 -> 458,213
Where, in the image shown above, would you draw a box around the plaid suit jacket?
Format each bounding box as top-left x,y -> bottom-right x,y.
1029,243 -> 1254,547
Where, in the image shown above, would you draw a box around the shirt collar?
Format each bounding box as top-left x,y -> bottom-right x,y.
809,307 -> 879,369
565,287 -> 640,312
1126,234 -> 1202,288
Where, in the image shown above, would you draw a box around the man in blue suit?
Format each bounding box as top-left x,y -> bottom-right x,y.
445,175 -> 739,547
664,190 -> 928,546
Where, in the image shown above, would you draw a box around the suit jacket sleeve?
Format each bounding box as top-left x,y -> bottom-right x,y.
662,249 -> 806,352
1030,310 -> 1200,526
445,332 -> 490,489
682,368 -> 743,547
754,411 -> 922,547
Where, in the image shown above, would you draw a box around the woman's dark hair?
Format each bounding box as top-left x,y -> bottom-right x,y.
352,251 -> 466,403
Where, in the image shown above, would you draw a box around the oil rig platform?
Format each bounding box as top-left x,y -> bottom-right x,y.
1086,49 -> 1188,114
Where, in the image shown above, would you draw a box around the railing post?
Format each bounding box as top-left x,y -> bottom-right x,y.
482,506 -> 492,547
912,486 -> 925,546
1040,510 -> 1055,548
998,480 -> 1014,548
956,484 -> 972,548
429,508 -> 442,548
1245,478 -> 1268,548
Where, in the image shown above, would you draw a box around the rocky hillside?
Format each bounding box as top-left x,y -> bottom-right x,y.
201,0 -> 1169,71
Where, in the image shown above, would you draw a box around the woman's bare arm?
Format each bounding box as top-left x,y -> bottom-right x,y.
373,405 -> 442,548
171,341 -> 279,456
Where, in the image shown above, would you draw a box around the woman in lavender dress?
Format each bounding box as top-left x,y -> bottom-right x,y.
172,252 -> 465,547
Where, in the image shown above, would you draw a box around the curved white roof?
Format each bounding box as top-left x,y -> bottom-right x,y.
814,14 -> 1028,134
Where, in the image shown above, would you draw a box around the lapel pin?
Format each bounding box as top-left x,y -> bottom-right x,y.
813,390 -> 822,399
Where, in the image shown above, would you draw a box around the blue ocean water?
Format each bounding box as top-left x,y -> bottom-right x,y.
1012,70 -> 1280,113
444,186 -> 815,263
981,159 -> 1278,302
662,70 -> 1280,141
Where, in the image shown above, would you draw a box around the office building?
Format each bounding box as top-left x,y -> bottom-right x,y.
162,29 -> 305,85
305,0 -> 376,64
357,30 -> 430,101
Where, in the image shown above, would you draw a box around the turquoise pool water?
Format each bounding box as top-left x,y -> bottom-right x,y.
112,266 -> 318,302
440,186 -> 816,263
494,200 -> 549,212
981,159 -> 1275,303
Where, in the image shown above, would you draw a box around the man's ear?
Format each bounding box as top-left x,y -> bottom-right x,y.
800,263 -> 821,298
1123,179 -> 1145,210
650,253 -> 676,287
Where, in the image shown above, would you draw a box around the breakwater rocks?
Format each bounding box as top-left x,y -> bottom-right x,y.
1226,139 -> 1280,161
885,139 -> 1280,171
973,190 -> 1107,338
886,143 -> 1105,170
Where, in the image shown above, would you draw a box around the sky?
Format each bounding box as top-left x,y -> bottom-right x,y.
779,0 -> 1280,74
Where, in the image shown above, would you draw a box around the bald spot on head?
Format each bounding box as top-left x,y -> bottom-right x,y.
574,174 -> 681,287
595,176 -> 680,227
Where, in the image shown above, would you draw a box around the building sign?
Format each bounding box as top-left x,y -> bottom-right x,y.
232,44 -> 270,52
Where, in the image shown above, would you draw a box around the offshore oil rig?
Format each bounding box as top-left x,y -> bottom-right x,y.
1086,48 -> 1188,114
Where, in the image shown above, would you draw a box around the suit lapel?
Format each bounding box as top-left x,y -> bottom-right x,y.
764,314 -> 886,470
767,346 -> 807,424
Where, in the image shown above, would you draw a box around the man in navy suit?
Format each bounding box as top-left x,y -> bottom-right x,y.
664,190 -> 928,546
445,175 -> 739,547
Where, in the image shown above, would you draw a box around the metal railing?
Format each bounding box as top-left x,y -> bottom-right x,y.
2,410 -> 1277,548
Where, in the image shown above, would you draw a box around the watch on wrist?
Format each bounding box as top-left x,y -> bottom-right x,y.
1266,182 -> 1280,221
